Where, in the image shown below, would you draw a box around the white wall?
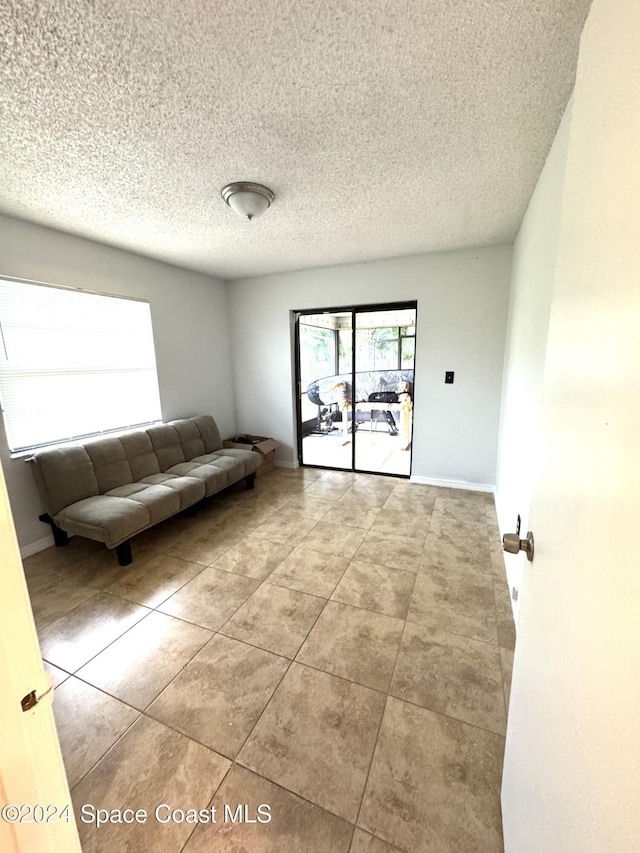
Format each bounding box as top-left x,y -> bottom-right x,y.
494,99 -> 572,619
0,214 -> 235,552
502,0 -> 640,848
227,245 -> 512,487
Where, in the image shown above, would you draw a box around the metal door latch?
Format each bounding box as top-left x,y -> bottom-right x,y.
503,530 -> 535,562
21,684 -> 53,712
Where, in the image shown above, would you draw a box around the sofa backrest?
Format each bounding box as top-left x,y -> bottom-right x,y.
27,415 -> 222,516
120,431 -> 161,480
167,415 -> 222,457
170,418 -> 206,460
84,437 -> 134,493
145,424 -> 186,470
190,415 -> 222,453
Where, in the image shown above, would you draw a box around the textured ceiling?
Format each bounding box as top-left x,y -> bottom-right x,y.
0,0 -> 591,280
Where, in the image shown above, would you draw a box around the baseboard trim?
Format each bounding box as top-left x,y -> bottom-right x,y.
20,534 -> 54,559
409,475 -> 495,494
274,460 -> 298,469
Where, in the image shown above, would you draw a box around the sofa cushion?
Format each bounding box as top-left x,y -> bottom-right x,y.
105,483 -> 180,525
209,448 -> 261,477
139,473 -> 205,509
84,438 -> 133,493
54,496 -> 149,548
192,448 -> 262,482
191,453 -> 246,483
146,424 -> 185,470
169,418 -> 206,461
193,415 -> 223,453
119,431 -> 161,480
165,461 -> 228,497
27,446 -> 100,517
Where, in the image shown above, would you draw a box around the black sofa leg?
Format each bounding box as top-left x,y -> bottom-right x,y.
116,541 -> 132,566
245,473 -> 256,491
39,513 -> 69,547
51,523 -> 69,547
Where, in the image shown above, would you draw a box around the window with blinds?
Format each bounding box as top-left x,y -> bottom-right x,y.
0,279 -> 162,453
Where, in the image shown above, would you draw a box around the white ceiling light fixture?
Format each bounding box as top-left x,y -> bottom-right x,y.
221,181 -> 275,221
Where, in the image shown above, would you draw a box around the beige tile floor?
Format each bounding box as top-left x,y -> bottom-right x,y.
24,467 -> 516,853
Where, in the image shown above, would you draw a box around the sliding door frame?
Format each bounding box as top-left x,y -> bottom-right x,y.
294,300 -> 417,478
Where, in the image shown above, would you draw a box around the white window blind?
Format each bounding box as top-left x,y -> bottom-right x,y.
0,279 -> 162,453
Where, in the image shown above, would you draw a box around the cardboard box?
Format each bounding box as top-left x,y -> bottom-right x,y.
223,434 -> 281,477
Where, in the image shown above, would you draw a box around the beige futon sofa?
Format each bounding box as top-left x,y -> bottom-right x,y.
27,415 -> 261,565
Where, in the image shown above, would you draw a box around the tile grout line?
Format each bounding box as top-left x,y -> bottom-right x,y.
34,586 -> 103,633
352,501 -> 427,833
36,471 -> 505,849
43,603 -> 155,675
197,763 -> 358,849
133,513 -> 340,776
224,571 -> 337,761
380,498 -> 508,725
68,704 -> 143,796
173,478 -> 411,834
49,511 -> 287,697
48,492 -> 347,680
59,627 -> 228,792
69,643 -> 507,812
37,475 -> 314,794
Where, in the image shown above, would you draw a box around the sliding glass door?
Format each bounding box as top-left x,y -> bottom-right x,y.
296,310 -> 353,470
295,301 -> 417,477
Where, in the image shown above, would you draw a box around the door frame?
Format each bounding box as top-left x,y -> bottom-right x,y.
0,458 -> 81,852
293,300 -> 418,477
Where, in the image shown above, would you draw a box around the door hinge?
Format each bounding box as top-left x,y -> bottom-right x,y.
511,586 -> 519,602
